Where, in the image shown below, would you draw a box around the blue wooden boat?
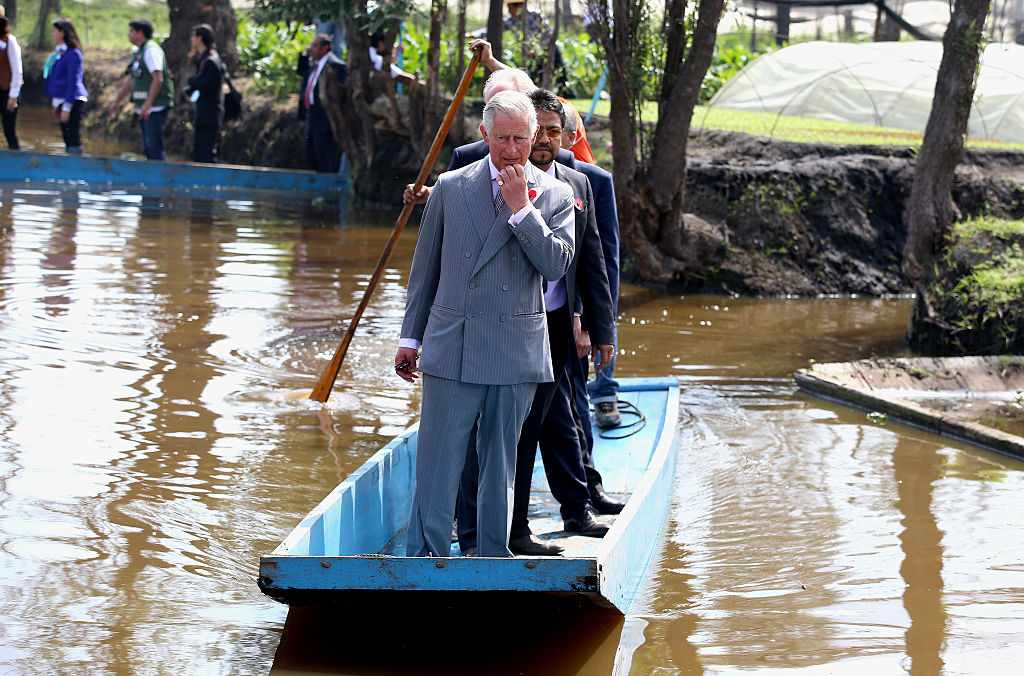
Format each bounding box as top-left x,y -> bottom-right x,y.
0,149 -> 346,195
258,377 -> 680,613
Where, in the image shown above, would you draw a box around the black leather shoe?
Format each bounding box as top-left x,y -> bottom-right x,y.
461,546 -> 477,557
508,534 -> 564,556
563,505 -> 610,537
591,490 -> 625,515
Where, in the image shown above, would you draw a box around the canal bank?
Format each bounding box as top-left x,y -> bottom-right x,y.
19,48 -> 1024,299
795,355 -> 1024,459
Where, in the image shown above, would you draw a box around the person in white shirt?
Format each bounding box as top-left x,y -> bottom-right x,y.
0,15 -> 22,149
368,32 -> 424,88
107,18 -> 174,161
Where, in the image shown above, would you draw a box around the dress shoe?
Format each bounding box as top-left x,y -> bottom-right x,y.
563,505 -> 610,537
590,489 -> 625,515
461,546 -> 477,557
508,534 -> 564,556
595,401 -> 621,428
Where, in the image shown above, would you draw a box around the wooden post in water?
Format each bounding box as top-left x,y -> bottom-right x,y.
310,49 -> 483,403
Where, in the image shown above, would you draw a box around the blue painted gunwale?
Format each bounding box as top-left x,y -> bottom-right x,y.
0,149 -> 346,194
258,376 -> 680,613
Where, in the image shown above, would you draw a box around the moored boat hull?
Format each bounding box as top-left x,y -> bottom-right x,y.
0,149 -> 346,194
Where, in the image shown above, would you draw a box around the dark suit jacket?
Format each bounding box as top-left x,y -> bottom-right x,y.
187,49 -> 225,128
447,142 -> 613,347
553,163 -> 614,347
297,52 -> 349,134
560,157 -> 620,313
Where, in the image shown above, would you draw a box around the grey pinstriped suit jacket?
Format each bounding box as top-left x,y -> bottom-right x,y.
401,158 -> 576,386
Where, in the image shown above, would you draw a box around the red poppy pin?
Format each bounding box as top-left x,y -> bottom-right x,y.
574,198 -> 586,211
528,188 -> 538,202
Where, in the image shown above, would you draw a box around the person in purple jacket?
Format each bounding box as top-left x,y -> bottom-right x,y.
45,18 -> 88,154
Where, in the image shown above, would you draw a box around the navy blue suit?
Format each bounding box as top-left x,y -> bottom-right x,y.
557,156 -> 621,486
297,52 -> 348,172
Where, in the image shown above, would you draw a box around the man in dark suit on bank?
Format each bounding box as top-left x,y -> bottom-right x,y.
297,33 -> 348,172
456,90 -> 616,555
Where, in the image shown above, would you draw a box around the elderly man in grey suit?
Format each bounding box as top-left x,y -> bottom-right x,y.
395,91 -> 576,558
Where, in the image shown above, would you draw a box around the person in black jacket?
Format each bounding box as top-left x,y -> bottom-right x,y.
185,24 -> 224,163
297,34 -> 348,172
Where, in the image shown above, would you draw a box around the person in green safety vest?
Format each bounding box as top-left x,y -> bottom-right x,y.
107,18 -> 173,160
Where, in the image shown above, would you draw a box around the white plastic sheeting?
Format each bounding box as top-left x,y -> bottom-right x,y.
708,41 -> 1024,143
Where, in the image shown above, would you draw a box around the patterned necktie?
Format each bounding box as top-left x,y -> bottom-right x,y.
493,180 -> 506,215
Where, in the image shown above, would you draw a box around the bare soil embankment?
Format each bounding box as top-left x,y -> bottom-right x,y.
21,49 -> 1024,301
672,128 -> 1024,297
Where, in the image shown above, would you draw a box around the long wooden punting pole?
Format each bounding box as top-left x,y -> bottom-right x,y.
310,49 -> 483,403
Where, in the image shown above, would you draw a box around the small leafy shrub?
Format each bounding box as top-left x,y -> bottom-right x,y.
236,20 -> 314,98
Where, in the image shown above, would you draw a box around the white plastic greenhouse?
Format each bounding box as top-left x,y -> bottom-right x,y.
708,41 -> 1024,143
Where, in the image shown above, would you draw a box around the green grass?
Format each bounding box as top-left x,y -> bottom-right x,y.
568,98 -> 1024,151
953,216 -> 1024,239
945,217 -> 1024,314
959,249 -> 1024,307
11,0 -> 169,50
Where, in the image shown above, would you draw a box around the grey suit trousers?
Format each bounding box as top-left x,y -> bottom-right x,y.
406,374 -> 537,557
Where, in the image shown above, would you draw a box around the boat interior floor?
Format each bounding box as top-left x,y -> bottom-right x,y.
380,489 -> 627,558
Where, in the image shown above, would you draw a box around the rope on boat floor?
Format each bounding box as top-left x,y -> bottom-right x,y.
596,400 -> 646,439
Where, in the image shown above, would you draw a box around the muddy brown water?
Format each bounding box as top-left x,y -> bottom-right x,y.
0,180 -> 1022,675
10,105 -> 141,157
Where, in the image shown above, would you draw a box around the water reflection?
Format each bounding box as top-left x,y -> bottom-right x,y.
15,105 -> 138,157
271,598 -> 624,674
0,184 -> 1020,674
894,437 -> 945,675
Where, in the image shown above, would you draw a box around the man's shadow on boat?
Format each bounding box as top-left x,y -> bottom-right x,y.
270,592 -> 625,675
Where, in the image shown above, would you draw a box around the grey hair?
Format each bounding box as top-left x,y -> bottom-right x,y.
483,68 -> 537,100
482,91 -> 538,135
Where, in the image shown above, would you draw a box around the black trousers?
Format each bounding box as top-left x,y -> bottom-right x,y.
569,350 -> 606,492
59,100 -> 84,151
193,124 -> 219,163
0,88 -> 18,149
305,120 -> 340,173
458,305 -> 591,548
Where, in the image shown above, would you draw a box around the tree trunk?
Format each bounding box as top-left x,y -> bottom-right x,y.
455,0 -> 467,139
902,0 -> 990,296
33,0 -> 59,49
602,0 -> 725,283
903,0 -> 990,350
487,0 -> 503,64
340,4 -> 376,183
542,0 -> 558,89
165,0 -> 238,99
880,0 -> 903,40
425,0 -> 446,137
520,0 -> 529,71
775,3 -> 790,45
